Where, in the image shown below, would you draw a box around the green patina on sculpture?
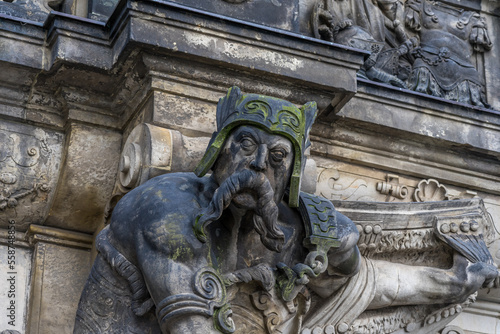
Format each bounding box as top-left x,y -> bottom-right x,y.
194,86 -> 317,208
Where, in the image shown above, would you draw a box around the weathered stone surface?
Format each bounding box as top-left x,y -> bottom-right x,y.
26,225 -> 92,334
0,121 -> 63,231
0,1 -> 498,333
314,80 -> 500,195
45,123 -> 121,233
0,1 -> 53,22
449,301 -> 500,334
310,0 -> 497,109
165,0 -> 301,31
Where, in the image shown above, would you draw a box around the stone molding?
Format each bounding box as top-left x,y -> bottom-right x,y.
25,224 -> 92,334
0,1 -> 366,133
26,224 -> 93,250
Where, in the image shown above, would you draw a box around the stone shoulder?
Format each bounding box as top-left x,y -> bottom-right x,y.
108,172 -> 217,263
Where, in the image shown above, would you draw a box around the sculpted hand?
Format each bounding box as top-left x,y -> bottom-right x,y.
451,252 -> 499,302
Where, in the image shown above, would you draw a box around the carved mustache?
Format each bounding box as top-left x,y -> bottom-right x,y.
194,169 -> 285,252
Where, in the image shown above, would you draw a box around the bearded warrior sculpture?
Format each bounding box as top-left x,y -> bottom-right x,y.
74,87 -> 497,334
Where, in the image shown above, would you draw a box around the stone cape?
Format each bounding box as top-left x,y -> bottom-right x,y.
73,171 -> 367,334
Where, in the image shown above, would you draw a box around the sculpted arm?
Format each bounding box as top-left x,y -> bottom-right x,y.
307,212 -> 362,298
110,176 -> 223,334
369,253 -> 499,309
135,227 -> 220,334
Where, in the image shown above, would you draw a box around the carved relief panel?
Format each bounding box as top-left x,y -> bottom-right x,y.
311,0 -> 493,108
0,121 -> 63,231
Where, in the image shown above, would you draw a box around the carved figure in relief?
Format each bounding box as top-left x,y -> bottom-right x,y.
405,0 -> 492,107
312,0 -> 492,108
312,0 -> 418,88
74,87 -> 498,334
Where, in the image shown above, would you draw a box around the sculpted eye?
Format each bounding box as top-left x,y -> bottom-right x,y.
270,149 -> 286,162
240,137 -> 256,149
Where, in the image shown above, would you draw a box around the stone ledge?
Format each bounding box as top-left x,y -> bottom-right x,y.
26,224 -> 93,249
326,79 -> 500,156
0,0 -> 367,130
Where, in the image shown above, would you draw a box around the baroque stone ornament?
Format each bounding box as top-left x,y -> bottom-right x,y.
312,0 -> 418,88
75,87 -> 498,334
0,122 -> 62,229
311,0 -> 492,108
414,178 -> 450,202
376,174 -> 409,201
317,167 -> 372,201
405,0 -> 492,107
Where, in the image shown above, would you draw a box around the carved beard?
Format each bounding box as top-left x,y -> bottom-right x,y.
197,169 -> 285,252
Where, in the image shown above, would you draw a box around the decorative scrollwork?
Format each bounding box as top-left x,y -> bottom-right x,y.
277,110 -> 300,132
0,182 -> 49,211
27,147 -> 37,156
214,303 -> 236,334
251,291 -> 281,334
193,267 -> 227,308
376,174 -> 408,200
244,101 -> 271,120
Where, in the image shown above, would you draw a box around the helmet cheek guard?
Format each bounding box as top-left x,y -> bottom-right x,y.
194,86 -> 317,208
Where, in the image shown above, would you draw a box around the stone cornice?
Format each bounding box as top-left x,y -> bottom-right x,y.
26,224 -> 93,249
0,0 -> 367,131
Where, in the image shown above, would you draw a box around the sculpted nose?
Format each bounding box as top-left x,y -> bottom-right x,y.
250,144 -> 268,172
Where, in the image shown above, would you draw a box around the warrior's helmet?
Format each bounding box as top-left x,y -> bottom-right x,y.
195,86 -> 317,207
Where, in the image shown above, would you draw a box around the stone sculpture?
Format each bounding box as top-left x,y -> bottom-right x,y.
312,0 -> 492,108
74,87 -> 498,333
405,0 -> 492,107
312,0 -> 418,88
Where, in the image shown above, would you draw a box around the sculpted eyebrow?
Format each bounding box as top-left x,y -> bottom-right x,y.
270,142 -> 291,153
235,130 -> 257,140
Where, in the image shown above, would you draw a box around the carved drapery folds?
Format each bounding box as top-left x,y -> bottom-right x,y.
311,0 -> 493,108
